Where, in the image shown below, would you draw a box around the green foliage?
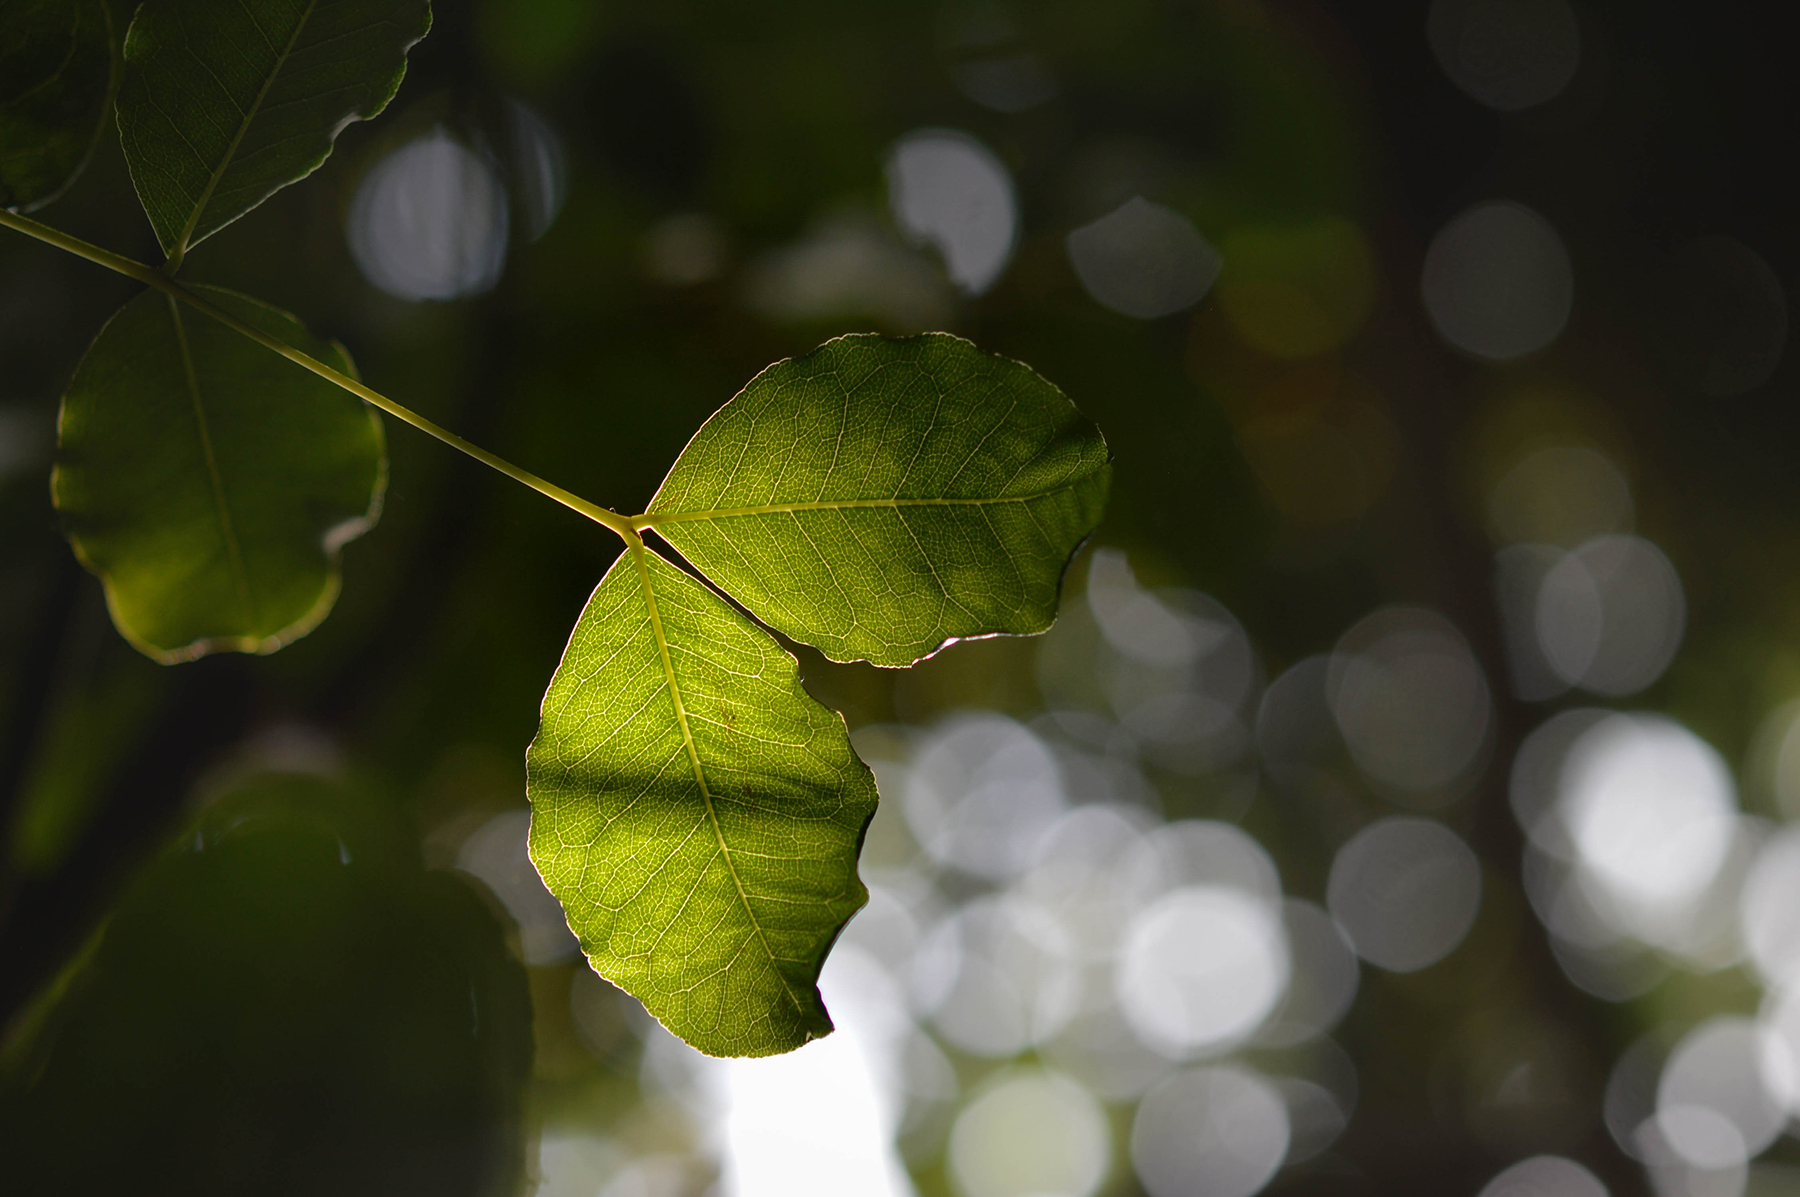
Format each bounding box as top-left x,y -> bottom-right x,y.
116,0 -> 431,263
1,0 -> 1110,1061
528,545 -> 878,1057
526,334 -> 1108,1055
52,285 -> 385,663
644,333 -> 1113,667
0,0 -> 113,211
0,774 -> 533,1194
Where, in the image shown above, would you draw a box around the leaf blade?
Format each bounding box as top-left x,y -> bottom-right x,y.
53,285 -> 385,662
116,0 -> 431,259
527,543 -> 876,1057
0,0 -> 114,212
643,332 -> 1111,666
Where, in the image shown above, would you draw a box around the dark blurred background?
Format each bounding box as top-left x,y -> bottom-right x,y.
6,1 -> 1800,1194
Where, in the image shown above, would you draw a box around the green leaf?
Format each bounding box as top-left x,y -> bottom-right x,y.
0,0 -> 114,212
642,332 -> 1112,667
116,0 -> 431,262
53,285 -> 385,663
526,541 -> 877,1057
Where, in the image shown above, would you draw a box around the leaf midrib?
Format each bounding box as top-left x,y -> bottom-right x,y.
628,537 -> 807,1016
166,293 -> 253,622
169,0 -> 318,260
638,479 -> 1094,529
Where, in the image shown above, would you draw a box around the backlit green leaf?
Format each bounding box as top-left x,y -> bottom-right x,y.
526,541 -> 876,1057
53,285 -> 385,663
0,0 -> 113,211
642,332 -> 1111,667
116,0 -> 431,262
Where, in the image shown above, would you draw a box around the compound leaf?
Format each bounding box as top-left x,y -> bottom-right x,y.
527,542 -> 876,1057
116,0 -> 431,262
0,0 -> 114,211
53,285 -> 385,663
642,332 -> 1111,667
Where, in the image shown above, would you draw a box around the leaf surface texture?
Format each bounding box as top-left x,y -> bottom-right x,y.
54,285 -> 385,661
527,544 -> 876,1057
116,0 -> 430,258
0,0 -> 113,211
644,332 -> 1111,666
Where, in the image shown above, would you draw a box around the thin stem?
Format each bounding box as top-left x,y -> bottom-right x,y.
0,208 -> 634,541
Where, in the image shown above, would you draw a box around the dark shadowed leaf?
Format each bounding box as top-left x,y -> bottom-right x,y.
642,333 -> 1111,667
0,0 -> 113,211
527,541 -> 876,1057
116,0 -> 431,262
53,285 -> 385,663
0,774 -> 532,1195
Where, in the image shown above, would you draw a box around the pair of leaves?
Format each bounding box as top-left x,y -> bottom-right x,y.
527,333 -> 1110,1055
35,0 -> 433,658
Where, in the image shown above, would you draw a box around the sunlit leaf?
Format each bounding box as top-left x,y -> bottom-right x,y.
527,542 -> 876,1057
643,332 -> 1111,666
116,0 -> 431,261
53,285 -> 385,663
0,0 -> 113,212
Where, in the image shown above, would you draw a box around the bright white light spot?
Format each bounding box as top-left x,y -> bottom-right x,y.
916,895 -> 1080,1057
1041,1000 -> 1173,1102
1558,715 -> 1736,935
722,947 -> 915,1197
1131,820 -> 1283,907
947,1070 -> 1110,1197
1422,200 -> 1572,361
1655,1018 -> 1786,1171
349,129 -> 509,301
1327,816 -> 1482,973
1758,983 -> 1800,1117
1328,607 -> 1491,800
905,712 -> 1065,880
1019,804 -> 1158,962
1536,535 -> 1684,697
458,811 -> 578,964
1116,885 -> 1289,1057
1739,826 -> 1800,986
595,1154 -> 700,1197
744,213 -> 954,331
1428,0 -> 1580,112
1475,1154 -> 1608,1197
1131,1066 -> 1290,1197
1259,899 -> 1360,1047
1067,196 -> 1221,320
1487,444 -> 1634,548
534,1131 -> 622,1197
886,129 -> 1017,295
1086,551 -> 1256,702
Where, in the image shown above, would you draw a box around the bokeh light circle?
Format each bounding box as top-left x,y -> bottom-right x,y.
1130,1066 -> 1290,1197
1327,817 -> 1483,973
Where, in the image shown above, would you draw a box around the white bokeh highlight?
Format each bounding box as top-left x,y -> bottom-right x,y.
349,129 -> 510,301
